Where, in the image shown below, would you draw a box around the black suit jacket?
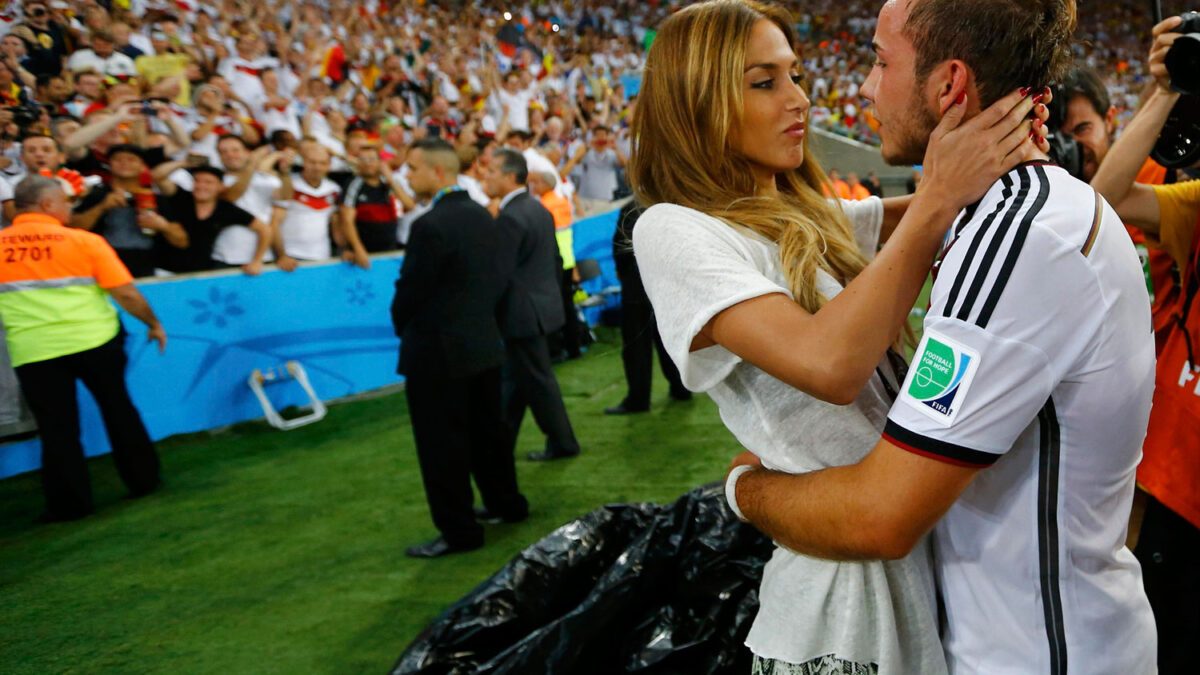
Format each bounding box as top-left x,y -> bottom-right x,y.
496,191 -> 566,339
391,190 -> 509,379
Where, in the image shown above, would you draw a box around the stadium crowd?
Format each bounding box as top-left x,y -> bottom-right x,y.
0,0 -> 1180,277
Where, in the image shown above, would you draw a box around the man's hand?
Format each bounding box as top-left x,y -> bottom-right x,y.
276,255 -> 299,272
136,210 -> 167,232
242,260 -> 264,276
1150,15 -> 1186,93
102,190 -> 130,210
147,323 -> 167,353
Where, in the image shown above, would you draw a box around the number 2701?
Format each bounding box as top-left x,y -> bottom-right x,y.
4,247 -> 52,262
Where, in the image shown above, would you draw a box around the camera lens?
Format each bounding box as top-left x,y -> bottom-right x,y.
1165,35 -> 1200,96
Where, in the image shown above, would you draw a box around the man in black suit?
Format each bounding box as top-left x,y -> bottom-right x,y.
486,148 -> 581,462
391,139 -> 528,559
605,201 -> 691,415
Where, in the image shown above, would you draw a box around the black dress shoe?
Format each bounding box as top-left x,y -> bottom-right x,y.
669,390 -> 694,402
605,403 -> 649,415
474,506 -> 528,524
404,536 -> 483,558
526,450 -> 579,462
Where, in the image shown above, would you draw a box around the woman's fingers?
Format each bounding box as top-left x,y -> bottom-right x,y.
965,87 -> 1034,133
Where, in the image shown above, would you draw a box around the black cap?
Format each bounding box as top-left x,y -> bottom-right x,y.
187,164 -> 225,180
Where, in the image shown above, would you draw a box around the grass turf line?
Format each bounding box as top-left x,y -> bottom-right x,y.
0,327 -> 742,674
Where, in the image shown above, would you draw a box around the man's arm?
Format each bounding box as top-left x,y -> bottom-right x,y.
107,283 -> 167,352
1089,86 -> 1176,236
222,146 -> 274,202
70,190 -> 124,231
139,210 -> 188,248
242,218 -> 271,276
391,218 -> 446,334
338,204 -> 370,269
269,205 -> 298,272
150,158 -> 187,197
1091,16 -> 1185,235
63,106 -> 136,153
382,170 -> 416,212
730,440 -> 979,560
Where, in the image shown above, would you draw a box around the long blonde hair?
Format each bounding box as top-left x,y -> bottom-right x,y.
629,0 -> 868,313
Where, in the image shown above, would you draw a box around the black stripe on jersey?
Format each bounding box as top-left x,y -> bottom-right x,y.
955,168 -> 1032,322
943,174 -> 1015,318
953,198 -> 982,238
1037,397 -> 1068,675
977,165 -> 1051,328
882,420 -> 1002,468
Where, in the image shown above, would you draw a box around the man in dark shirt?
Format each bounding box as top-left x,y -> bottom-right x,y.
156,165 -> 268,274
9,1 -> 68,77
339,146 -> 406,269
70,144 -> 184,277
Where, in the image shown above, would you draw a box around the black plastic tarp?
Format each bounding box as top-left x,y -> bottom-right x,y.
392,483 -> 773,675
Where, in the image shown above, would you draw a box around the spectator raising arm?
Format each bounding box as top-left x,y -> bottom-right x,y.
269,204 -> 298,272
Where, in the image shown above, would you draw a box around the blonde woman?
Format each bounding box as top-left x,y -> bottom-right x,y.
629,1 -> 1046,673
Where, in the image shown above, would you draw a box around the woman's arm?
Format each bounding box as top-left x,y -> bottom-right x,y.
696,90 -> 1041,404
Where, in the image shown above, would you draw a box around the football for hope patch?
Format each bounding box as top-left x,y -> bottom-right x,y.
901,330 -> 980,426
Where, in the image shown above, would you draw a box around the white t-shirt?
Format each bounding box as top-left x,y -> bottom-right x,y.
276,177 -> 339,261
495,85 -> 536,132
884,163 -> 1156,674
634,198 -> 946,674
66,49 -> 139,77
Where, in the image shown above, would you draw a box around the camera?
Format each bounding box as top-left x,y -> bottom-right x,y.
1165,11 -> 1200,95
1153,10 -> 1200,169
8,102 -> 41,129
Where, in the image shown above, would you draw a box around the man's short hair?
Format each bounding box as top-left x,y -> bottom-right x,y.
216,133 -> 249,149
493,148 -> 528,184
13,175 -> 61,212
457,143 -> 480,169
505,130 -> 534,143
20,132 -> 61,152
905,0 -> 1077,107
107,144 -> 144,162
412,138 -> 461,175
1060,66 -> 1111,118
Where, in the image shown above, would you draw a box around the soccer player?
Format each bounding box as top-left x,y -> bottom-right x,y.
725,1 -> 1156,672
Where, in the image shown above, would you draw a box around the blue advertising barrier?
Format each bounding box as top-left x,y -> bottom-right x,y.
0,209 -> 623,480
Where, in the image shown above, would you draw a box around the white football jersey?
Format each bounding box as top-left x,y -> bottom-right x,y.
885,163 -> 1157,674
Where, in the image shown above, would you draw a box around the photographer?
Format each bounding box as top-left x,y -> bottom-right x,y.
1090,14 -> 1200,674
1061,66 -> 1177,340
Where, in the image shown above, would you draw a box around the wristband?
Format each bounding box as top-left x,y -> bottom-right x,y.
725,464 -> 757,522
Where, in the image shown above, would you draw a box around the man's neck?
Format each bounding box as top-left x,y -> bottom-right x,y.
111,177 -> 139,191
194,198 -> 216,216
301,175 -> 324,189
430,180 -> 458,194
